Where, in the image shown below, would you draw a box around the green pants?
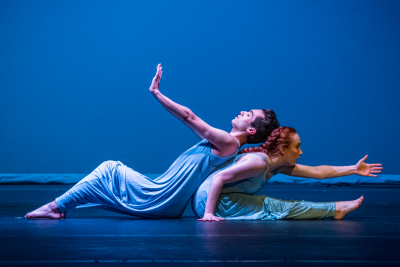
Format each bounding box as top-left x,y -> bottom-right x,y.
210,193 -> 336,220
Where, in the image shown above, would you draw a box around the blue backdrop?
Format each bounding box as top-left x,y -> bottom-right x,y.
1,0 -> 399,174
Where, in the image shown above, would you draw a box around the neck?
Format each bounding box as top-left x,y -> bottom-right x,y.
229,129 -> 248,147
265,154 -> 290,172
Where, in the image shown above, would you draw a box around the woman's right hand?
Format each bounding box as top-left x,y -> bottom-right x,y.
149,64 -> 162,94
198,213 -> 225,222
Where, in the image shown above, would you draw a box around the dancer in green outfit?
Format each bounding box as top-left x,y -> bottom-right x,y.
193,126 -> 383,221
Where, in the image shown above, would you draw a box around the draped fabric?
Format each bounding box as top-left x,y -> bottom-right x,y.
56,140 -> 239,218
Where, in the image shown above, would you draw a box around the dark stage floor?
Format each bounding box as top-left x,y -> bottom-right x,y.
1,184 -> 399,267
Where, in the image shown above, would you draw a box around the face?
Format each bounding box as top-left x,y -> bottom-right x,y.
231,109 -> 265,132
282,133 -> 303,165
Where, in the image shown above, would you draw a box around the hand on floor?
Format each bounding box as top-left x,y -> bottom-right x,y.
198,213 -> 225,222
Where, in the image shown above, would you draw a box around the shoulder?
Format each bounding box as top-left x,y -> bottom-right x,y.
210,134 -> 240,157
236,154 -> 266,170
217,153 -> 266,182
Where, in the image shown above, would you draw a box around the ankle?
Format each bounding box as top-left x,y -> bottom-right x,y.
335,202 -> 343,212
48,201 -> 59,210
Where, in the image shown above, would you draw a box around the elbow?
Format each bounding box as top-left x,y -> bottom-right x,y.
182,109 -> 195,123
315,167 -> 325,179
211,174 -> 225,188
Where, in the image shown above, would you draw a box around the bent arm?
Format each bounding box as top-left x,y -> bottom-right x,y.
151,90 -> 205,138
149,64 -> 237,154
202,155 -> 266,217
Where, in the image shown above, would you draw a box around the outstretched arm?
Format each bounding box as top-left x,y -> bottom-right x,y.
278,155 -> 383,179
198,155 -> 266,222
149,64 -> 238,155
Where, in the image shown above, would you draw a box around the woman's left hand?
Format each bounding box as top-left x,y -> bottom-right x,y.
355,155 -> 383,177
198,213 -> 225,222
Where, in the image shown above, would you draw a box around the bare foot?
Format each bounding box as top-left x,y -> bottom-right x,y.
334,196 -> 364,220
24,201 -> 65,219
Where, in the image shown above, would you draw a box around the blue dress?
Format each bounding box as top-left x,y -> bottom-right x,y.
192,153 -> 336,220
56,139 -> 240,218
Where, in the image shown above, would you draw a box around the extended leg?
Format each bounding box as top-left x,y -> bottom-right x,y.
25,161 -> 120,219
283,196 -> 364,220
209,193 -> 364,220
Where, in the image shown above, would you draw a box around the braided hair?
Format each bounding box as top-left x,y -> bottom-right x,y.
247,109 -> 280,144
240,126 -> 297,156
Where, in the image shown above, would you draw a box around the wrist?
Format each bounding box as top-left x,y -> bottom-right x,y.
150,89 -> 160,96
351,165 -> 357,175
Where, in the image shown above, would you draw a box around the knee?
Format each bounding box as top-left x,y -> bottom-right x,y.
101,160 -> 118,168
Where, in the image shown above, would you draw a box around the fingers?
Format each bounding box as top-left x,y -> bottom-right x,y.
197,217 -> 225,222
370,166 -> 383,174
203,218 -> 223,222
155,64 -> 162,75
361,155 -> 368,162
371,164 -> 382,167
369,174 -> 377,177
157,64 -> 162,74
156,66 -> 163,80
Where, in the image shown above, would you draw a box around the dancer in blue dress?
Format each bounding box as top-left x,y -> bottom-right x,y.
24,64 -> 280,219
194,127 -> 383,221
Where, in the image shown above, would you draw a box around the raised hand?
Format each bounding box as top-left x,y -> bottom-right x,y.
197,213 -> 225,222
355,155 -> 383,177
149,64 -> 163,94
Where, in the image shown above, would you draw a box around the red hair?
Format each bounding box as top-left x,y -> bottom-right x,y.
238,126 -> 297,156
